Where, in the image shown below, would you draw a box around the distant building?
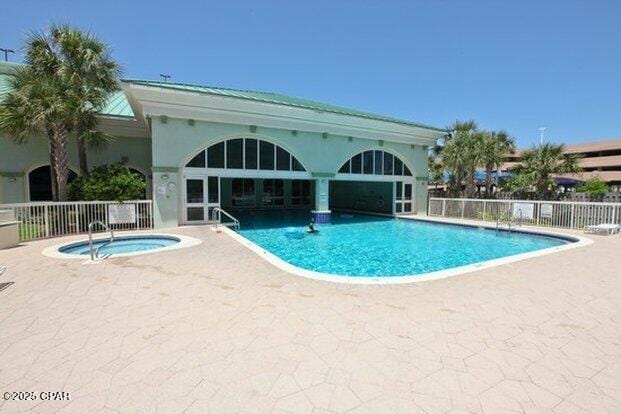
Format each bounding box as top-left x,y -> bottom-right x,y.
502,138 -> 621,192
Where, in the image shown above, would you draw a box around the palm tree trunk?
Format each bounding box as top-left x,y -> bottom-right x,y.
51,124 -> 70,201
77,134 -> 88,175
46,126 -> 59,201
485,166 -> 493,198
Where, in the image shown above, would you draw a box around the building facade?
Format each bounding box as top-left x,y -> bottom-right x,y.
503,139 -> 621,192
0,62 -> 446,228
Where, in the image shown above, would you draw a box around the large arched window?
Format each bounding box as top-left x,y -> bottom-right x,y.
337,150 -> 412,176
185,138 -> 306,172
28,166 -> 78,201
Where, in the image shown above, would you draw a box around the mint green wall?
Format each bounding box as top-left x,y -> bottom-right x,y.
0,132 -> 152,204
151,117 -> 429,227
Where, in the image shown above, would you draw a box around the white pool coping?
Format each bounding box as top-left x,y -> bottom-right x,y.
42,232 -> 202,263
220,217 -> 593,285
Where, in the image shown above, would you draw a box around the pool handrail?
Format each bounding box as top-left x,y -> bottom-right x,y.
88,220 -> 115,260
211,207 -> 240,231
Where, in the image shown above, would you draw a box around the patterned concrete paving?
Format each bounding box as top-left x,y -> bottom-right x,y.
0,222 -> 619,413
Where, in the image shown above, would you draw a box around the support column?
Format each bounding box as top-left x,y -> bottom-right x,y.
312,177 -> 331,224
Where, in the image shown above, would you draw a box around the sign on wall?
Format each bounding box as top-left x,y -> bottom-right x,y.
540,203 -> 553,219
108,203 -> 137,224
513,202 -> 534,220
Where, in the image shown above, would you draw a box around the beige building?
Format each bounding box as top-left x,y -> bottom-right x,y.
503,138 -> 621,191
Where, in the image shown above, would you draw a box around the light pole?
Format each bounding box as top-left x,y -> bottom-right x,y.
538,127 -> 546,145
0,48 -> 15,62
159,74 -> 171,82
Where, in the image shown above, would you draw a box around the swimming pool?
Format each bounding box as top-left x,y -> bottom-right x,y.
233,211 -> 580,281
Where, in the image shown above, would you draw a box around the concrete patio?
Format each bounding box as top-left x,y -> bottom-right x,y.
0,222 -> 619,413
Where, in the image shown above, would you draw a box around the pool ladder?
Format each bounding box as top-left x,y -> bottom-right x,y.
211,207 -> 240,231
88,220 -> 115,260
496,208 -> 522,234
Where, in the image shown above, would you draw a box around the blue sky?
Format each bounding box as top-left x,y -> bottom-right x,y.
2,0 -> 620,147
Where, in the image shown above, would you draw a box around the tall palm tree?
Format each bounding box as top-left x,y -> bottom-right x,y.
479,130 -> 515,198
0,25 -> 121,200
0,65 -> 75,200
49,24 -> 121,174
443,120 -> 481,197
510,143 -> 580,199
428,154 -> 444,190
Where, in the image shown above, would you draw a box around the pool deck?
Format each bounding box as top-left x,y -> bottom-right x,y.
0,219 -> 619,413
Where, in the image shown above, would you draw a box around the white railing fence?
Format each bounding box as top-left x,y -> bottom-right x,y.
428,197 -> 621,229
0,200 -> 153,241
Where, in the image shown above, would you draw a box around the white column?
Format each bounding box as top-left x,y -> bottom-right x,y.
312,178 -> 331,224
315,178 -> 330,212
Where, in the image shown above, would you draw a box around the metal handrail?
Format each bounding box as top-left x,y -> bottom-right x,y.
211,207 -> 240,231
88,220 -> 115,260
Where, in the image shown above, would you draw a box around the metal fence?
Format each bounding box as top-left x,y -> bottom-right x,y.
428,197 -> 621,229
0,200 -> 153,241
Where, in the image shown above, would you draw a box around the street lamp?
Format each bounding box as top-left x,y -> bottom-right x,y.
159,74 -> 171,82
538,127 -> 546,145
0,48 -> 15,62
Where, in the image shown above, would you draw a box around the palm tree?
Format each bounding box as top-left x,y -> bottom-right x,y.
510,143 -> 580,199
0,65 -> 75,200
443,120 -> 481,197
428,154 -> 444,191
0,25 -> 121,200
49,24 -> 121,174
479,130 -> 515,198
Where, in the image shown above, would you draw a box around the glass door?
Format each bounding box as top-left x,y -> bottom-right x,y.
394,180 -> 414,215
184,176 -> 220,223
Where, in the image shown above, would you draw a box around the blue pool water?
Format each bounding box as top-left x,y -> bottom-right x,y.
59,236 -> 180,256
236,211 -> 570,277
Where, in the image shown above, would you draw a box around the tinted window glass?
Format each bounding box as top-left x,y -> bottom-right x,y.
245,139 -> 258,169
276,147 -> 290,171
226,139 -> 243,169
394,157 -> 403,175
374,151 -> 383,175
292,156 -> 305,171
383,153 -> 393,175
186,179 -> 203,203
363,151 -> 374,174
404,165 -> 412,176
186,151 -> 205,168
187,207 -> 204,221
351,154 -> 362,174
338,160 -> 350,173
404,183 -> 412,200
259,141 -> 275,170
208,176 -> 219,203
207,142 -> 224,168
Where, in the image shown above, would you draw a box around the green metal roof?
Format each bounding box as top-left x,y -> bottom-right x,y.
122,79 -> 447,132
0,60 -> 445,131
0,62 -> 134,119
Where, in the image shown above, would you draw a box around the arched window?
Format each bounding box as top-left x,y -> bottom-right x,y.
185,138 -> 306,172
28,166 -> 78,201
338,150 -> 412,176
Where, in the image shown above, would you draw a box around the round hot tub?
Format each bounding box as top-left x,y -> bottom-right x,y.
44,233 -> 201,259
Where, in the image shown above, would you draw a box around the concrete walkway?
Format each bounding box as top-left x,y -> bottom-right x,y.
0,223 -> 619,413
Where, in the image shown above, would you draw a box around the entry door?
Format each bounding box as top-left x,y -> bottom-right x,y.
394,181 -> 414,215
183,176 -> 220,223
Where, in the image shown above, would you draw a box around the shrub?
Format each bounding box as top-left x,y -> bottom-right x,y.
576,176 -> 609,199
68,163 -> 146,201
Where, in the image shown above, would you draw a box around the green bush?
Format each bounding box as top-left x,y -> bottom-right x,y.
576,176 -> 609,198
68,163 -> 146,201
